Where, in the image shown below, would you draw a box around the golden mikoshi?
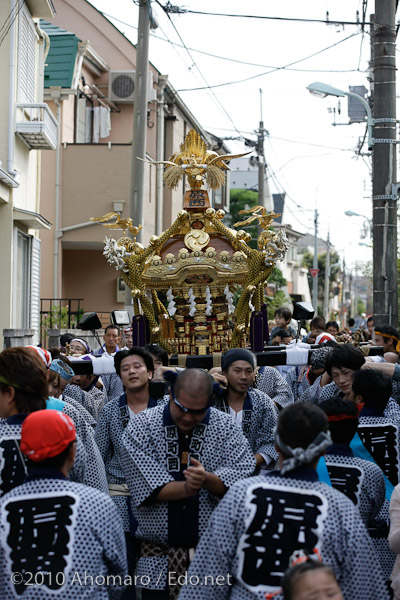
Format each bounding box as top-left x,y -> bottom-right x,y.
92,130 -> 289,354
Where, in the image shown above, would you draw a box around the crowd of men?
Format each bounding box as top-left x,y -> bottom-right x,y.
0,313 -> 400,599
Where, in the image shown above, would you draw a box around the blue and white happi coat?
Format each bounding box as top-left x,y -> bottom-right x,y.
356,411 -> 400,579
95,393 -> 168,531
179,467 -> 390,600
284,366 -> 310,402
100,374 -> 124,403
324,443 -> 385,526
121,404 -> 256,590
0,415 -> 87,496
213,388 -> 278,465
64,383 -> 107,422
0,471 -> 127,599
62,401 -> 108,494
254,367 -> 294,408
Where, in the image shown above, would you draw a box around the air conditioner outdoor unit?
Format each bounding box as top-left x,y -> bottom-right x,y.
109,71 -> 157,103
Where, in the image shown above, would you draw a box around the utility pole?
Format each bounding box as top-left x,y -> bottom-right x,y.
340,258 -> 346,328
372,1 -> 398,326
354,263 -> 359,320
156,75 -> 168,235
312,209 -> 319,312
256,89 -> 273,212
129,0 -> 150,244
126,0 -> 150,311
323,232 -> 330,320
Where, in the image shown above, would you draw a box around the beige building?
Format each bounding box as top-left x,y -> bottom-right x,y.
0,0 -> 56,347
39,0 -> 229,331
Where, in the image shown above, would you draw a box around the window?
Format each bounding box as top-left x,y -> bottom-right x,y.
14,230 -> 31,329
18,5 -> 37,103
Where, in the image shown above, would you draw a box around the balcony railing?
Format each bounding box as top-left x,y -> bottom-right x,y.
16,103 -> 58,150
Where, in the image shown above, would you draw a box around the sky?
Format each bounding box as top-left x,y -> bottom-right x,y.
88,0 -> 389,270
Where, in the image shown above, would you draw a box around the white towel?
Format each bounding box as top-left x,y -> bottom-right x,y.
93,106 -> 100,143
85,106 -> 92,142
100,106 -> 111,138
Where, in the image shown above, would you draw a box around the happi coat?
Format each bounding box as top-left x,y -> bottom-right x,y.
0,471 -> 127,599
0,415 -> 86,496
324,443 -> 385,525
95,393 -> 168,531
61,401 -> 108,494
64,383 -> 107,422
121,404 -> 256,591
178,467 -> 390,600
212,388 -> 278,465
254,367 -> 293,408
357,410 -> 399,579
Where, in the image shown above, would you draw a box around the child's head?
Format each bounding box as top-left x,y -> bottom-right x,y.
351,369 -> 392,412
281,559 -> 343,600
275,306 -> 292,328
326,321 -> 339,335
310,316 -> 326,333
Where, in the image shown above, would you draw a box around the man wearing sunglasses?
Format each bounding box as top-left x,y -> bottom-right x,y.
121,368 -> 255,600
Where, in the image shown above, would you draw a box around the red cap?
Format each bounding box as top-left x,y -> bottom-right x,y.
20,410 -> 76,461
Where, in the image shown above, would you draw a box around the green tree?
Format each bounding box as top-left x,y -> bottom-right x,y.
224,189 -> 259,248
226,188 -> 292,316
357,299 -> 366,314
226,189 -> 290,313
231,267 -> 288,316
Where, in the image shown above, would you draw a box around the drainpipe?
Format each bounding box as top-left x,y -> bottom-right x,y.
156,75 -> 167,235
7,0 -> 16,175
52,90 -> 61,298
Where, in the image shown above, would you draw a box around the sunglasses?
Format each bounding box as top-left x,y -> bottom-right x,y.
171,388 -> 209,415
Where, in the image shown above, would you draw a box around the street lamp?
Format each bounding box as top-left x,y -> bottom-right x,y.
344,210 -> 372,238
306,82 -> 374,150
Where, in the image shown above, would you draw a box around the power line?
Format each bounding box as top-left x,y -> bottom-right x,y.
101,10 -> 361,74
205,124 -> 361,152
167,7 -> 369,27
176,32 -> 361,91
265,160 -> 314,230
268,135 -> 357,152
154,1 -> 242,135
150,33 -> 358,73
0,0 -> 24,47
